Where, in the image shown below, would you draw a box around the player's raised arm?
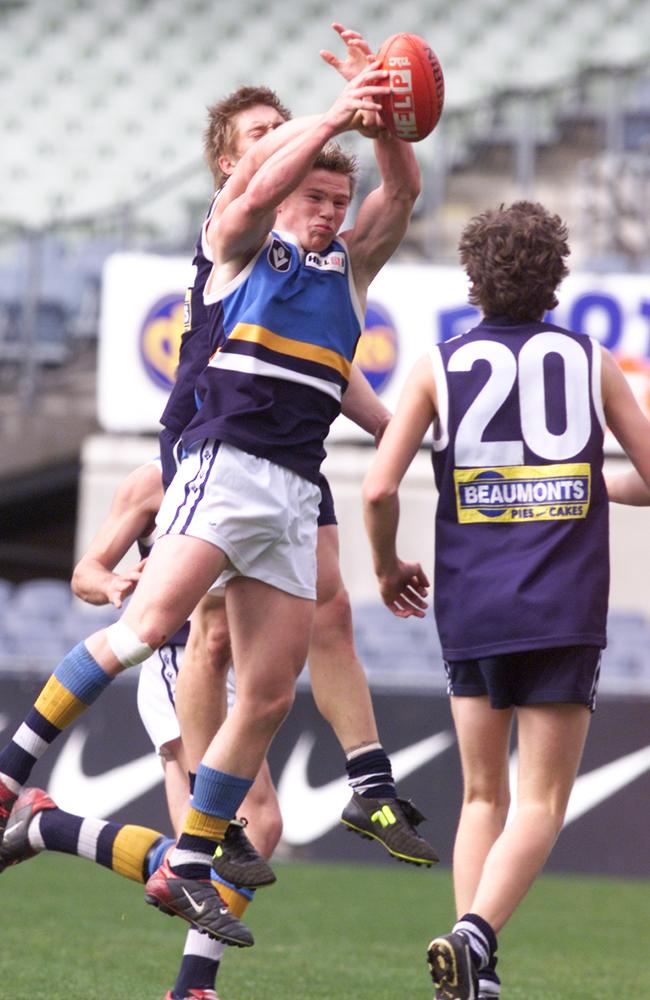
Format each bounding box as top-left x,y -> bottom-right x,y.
344,130 -> 421,298
215,22 -> 376,214
209,65 -> 391,268
71,462 -> 162,607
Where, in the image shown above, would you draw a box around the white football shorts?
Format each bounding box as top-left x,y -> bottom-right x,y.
137,644 -> 237,756
136,643 -> 183,755
156,440 -> 320,600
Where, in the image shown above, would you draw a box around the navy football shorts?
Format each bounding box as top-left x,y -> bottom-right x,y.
444,645 -> 602,713
317,473 -> 337,528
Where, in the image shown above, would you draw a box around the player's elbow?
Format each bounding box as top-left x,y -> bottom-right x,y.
404,166 -> 422,203
70,564 -> 86,600
385,172 -> 421,215
363,477 -> 397,507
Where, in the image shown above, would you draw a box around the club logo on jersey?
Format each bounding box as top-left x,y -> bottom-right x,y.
268,238 -> 292,272
354,301 -> 399,393
139,293 -> 184,389
304,250 -> 346,274
454,464 -> 592,523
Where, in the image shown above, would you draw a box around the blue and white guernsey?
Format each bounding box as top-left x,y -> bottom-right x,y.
183,229 -> 364,484
431,317 -> 609,660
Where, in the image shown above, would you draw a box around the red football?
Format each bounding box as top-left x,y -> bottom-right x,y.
376,33 -> 445,142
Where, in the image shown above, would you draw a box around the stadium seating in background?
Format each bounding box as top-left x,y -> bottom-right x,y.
0,578 -> 119,674
0,576 -> 648,694
0,0 -> 649,243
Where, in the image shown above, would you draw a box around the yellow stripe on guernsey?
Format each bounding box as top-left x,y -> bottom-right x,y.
34,676 -> 89,729
227,322 -> 352,380
184,806 -> 230,842
454,463 -> 591,524
111,825 -> 163,883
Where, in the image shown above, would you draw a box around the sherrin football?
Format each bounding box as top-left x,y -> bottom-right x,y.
376,33 -> 444,142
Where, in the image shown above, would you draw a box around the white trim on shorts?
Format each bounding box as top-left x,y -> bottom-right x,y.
136,644 -> 182,754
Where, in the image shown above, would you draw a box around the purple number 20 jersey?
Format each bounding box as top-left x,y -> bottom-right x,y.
430,317 -> 609,660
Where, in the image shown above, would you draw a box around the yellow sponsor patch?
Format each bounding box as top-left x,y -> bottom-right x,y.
454,463 -> 591,523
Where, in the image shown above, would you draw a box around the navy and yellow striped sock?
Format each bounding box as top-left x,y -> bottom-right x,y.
211,871 -> 254,918
29,805 -> 170,883
0,643 -> 113,796
169,763 -> 253,880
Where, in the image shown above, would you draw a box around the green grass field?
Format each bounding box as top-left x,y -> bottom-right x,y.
0,854 -> 647,999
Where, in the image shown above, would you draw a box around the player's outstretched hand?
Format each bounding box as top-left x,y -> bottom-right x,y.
377,560 -> 430,619
325,62 -> 390,136
321,24 -> 387,137
107,558 -> 146,608
320,22 -> 374,81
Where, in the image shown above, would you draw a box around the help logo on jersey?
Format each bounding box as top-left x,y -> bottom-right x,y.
305,250 -> 346,273
454,464 -> 591,523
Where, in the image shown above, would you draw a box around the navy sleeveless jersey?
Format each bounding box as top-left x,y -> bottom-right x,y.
183,229 -> 364,484
430,317 -> 609,659
159,192 -> 225,435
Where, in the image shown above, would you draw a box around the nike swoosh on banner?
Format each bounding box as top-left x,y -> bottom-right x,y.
47,727 -> 163,818
564,743 -> 650,825
277,730 -> 455,846
507,744 -> 650,828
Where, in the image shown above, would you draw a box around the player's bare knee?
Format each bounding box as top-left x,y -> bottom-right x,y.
203,620 -> 232,672
258,809 -> 283,857
313,582 -> 354,641
105,622 -> 155,667
244,688 -> 295,729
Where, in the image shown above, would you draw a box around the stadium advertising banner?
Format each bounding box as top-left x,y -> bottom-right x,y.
1,677 -> 648,877
98,253 -> 650,444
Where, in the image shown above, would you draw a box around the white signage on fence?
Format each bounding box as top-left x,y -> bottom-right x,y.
98,252 -> 650,446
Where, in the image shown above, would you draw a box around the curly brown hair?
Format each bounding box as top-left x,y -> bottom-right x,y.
458,201 -> 570,321
312,142 -> 359,197
204,86 -> 291,186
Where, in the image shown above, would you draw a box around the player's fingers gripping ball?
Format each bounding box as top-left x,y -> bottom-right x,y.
376,32 -> 444,141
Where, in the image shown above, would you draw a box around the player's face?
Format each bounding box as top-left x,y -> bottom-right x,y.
278,169 -> 352,252
230,104 -> 287,162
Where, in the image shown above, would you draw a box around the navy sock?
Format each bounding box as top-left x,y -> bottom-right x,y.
454,912 -> 498,971
345,746 -> 395,799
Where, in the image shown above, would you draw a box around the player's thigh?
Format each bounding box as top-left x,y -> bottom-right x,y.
186,591 -> 231,670
123,533 -> 229,639
315,523 -> 345,606
516,702 -> 590,816
451,696 -> 514,799
226,576 -> 314,697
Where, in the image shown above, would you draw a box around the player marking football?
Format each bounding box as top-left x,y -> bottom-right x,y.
0,65 -> 421,949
